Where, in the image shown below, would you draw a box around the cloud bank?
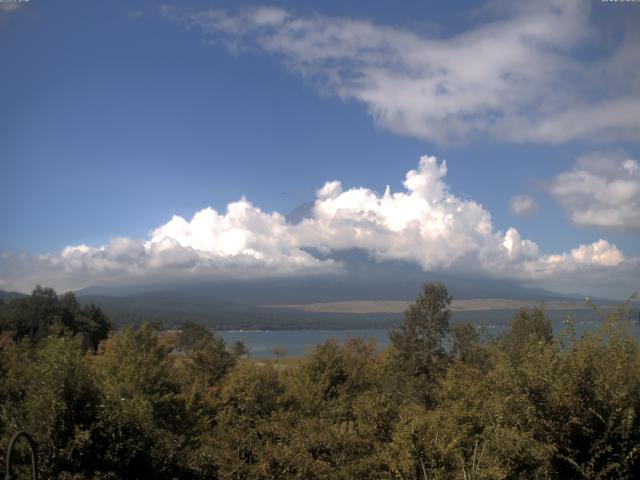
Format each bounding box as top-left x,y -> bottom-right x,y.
546,151 -> 640,230
1,155 -> 637,294
161,1 -> 640,145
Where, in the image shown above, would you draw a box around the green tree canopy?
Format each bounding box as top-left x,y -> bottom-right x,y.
389,282 -> 452,406
0,286 -> 111,349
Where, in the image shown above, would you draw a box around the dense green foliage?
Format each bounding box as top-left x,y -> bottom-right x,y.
0,286 -> 111,349
1,284 -> 639,479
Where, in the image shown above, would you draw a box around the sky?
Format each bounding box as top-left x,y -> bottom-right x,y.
1,0 -> 639,298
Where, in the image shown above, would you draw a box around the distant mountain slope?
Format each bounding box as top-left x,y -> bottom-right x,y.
269,299 -> 596,314
77,290 -> 403,330
0,289 -> 28,301
76,253 -> 594,305
76,289 -> 624,331
58,226 -> 624,330
285,201 -> 314,225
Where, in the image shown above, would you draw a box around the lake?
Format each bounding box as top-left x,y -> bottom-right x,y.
219,320 -> 640,358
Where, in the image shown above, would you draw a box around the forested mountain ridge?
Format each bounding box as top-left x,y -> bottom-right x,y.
0,289 -> 27,302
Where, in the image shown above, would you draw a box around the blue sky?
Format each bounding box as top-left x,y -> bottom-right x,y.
1,1 -> 639,297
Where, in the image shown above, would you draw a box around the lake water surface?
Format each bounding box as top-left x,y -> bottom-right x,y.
220,321 -> 640,358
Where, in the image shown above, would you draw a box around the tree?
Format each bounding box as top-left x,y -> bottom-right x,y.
231,340 -> 249,358
0,335 -> 105,478
91,323 -> 193,478
499,306 -> 552,359
207,362 -> 284,478
451,322 -> 490,370
0,287 -> 111,348
176,321 -> 213,350
388,282 -> 452,406
174,321 -> 235,384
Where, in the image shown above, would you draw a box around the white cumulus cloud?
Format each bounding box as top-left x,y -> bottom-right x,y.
161,2 -> 640,145
1,155 -> 637,295
546,151 -> 640,230
296,156 -> 496,271
508,195 -> 539,217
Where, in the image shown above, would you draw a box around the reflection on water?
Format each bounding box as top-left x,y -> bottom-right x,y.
219,320 -> 640,359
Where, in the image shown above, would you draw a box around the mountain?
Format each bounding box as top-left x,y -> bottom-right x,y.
76,248 -> 594,305
11,201 -> 613,329
77,290 -> 401,330
75,288 -> 625,331
285,201 -> 314,225
74,204 -> 602,306
0,289 -> 28,302
2,279 -> 618,331
70,245 -> 617,330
